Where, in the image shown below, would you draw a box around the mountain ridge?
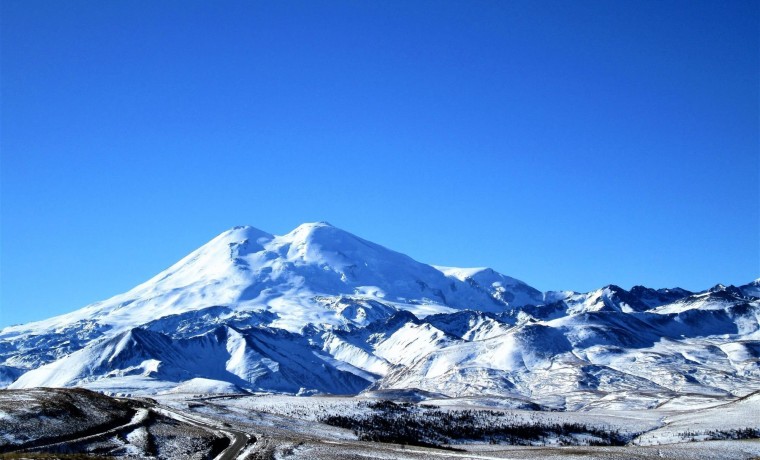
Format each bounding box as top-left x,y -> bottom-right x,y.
2,222 -> 758,410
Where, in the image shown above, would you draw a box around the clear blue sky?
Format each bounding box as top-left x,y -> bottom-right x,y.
1,1 -> 758,327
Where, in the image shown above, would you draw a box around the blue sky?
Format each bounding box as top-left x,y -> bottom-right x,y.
1,1 -> 758,327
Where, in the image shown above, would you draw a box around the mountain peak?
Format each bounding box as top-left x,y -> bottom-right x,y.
290,221 -> 335,232
278,222 -> 376,264
305,220 -> 334,228
219,225 -> 273,243
286,221 -> 342,239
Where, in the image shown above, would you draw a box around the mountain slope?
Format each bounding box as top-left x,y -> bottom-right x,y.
9,325 -> 372,395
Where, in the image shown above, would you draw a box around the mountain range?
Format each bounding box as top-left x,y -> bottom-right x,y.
2,222 -> 758,410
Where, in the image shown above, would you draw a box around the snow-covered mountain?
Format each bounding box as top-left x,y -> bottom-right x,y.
2,222 -> 759,409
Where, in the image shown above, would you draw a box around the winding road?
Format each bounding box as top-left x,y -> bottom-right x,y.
6,399 -> 254,460
152,404 -> 254,460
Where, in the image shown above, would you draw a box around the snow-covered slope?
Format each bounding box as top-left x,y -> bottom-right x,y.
9,325 -> 372,395
1,222 -> 759,408
741,279 -> 760,298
